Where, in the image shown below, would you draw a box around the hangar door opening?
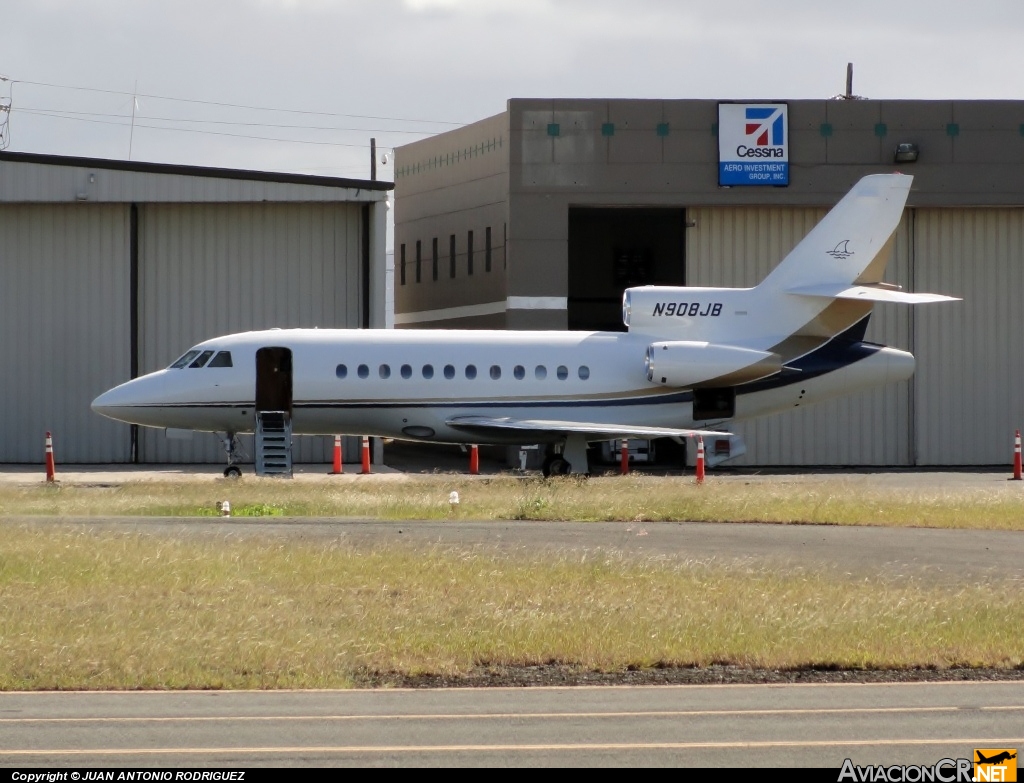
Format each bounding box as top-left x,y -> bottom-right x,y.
567,207 -> 687,331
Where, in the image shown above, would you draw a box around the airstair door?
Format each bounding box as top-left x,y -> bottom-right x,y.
254,347 -> 293,477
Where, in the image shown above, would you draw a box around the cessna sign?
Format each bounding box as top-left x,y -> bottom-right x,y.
718,103 -> 789,186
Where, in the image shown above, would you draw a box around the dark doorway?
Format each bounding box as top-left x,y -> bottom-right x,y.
568,207 -> 687,331
256,347 -> 293,414
693,387 -> 736,421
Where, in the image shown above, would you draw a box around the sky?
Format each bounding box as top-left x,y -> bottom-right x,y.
3,0 -> 1024,188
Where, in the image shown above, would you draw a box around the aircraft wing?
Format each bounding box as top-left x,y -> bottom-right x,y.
787,283 -> 960,304
446,415 -> 729,441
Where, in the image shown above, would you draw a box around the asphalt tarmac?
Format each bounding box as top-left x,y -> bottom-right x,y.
11,515 -> 1023,587
1,683 -> 1022,767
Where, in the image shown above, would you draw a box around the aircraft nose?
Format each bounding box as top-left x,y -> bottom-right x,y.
91,375 -> 159,423
91,389 -> 111,416
91,384 -> 131,420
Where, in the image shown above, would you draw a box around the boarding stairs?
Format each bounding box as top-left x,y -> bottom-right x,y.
255,411 -> 293,477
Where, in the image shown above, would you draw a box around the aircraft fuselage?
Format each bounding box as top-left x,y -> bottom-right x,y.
92,327 -> 914,444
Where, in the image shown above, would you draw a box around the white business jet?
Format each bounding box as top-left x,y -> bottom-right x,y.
92,173 -> 956,476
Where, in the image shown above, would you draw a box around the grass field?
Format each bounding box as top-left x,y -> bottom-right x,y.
1,474 -> 1023,529
1,523 -> 1022,690
2,474 -> 1022,689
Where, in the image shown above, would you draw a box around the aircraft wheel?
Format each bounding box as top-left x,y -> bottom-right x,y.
548,457 -> 570,476
223,465 -> 243,479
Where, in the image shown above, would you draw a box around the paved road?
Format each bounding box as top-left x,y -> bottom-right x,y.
15,515 -> 1024,586
1,683 -> 1022,767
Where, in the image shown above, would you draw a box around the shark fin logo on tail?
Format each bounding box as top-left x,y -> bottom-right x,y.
827,240 -> 853,260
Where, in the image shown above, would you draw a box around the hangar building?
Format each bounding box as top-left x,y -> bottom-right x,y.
0,151 -> 391,465
394,99 -> 1024,466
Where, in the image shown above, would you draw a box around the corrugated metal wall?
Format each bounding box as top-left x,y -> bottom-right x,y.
914,208 -> 1024,464
0,204 -> 131,462
137,202 -> 364,463
686,207 -> 913,465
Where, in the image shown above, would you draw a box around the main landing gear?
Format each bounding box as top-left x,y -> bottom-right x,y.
541,434 -> 590,477
220,433 -> 245,478
542,454 -> 571,477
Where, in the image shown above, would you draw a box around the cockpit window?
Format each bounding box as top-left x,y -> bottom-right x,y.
189,350 -> 215,368
207,351 -> 233,368
169,350 -> 201,369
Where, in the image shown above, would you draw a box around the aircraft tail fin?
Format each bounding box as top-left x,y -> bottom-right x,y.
622,173 -> 956,350
759,173 -> 913,295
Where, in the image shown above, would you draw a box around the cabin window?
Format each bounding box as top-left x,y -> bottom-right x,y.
422,364 -> 434,379
401,364 -> 412,379
490,365 -> 501,380
535,365 -> 547,380
466,364 -> 477,379
379,364 -> 391,379
208,351 -> 233,368
443,364 -> 455,379
169,350 -> 201,369
557,365 -> 569,380
513,365 -> 525,380
578,366 -> 590,380
336,364 -> 348,379
189,350 -> 214,368
357,364 -> 369,379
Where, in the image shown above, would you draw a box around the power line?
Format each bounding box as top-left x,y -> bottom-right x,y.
17,108 -> 397,150
18,105 -> 438,135
12,77 -> 465,127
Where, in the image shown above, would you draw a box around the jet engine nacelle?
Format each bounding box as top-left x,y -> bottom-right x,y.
645,340 -> 782,387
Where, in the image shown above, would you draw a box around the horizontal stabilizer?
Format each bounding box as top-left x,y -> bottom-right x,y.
787,283 -> 960,304
447,415 -> 728,441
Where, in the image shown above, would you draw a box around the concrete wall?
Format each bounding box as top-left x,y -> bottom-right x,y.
395,113 -> 509,327
396,98 -> 1024,328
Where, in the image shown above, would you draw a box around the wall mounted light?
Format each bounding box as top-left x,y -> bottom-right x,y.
894,142 -> 919,163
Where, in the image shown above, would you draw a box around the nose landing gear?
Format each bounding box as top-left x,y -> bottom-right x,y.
220,433 -> 246,478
